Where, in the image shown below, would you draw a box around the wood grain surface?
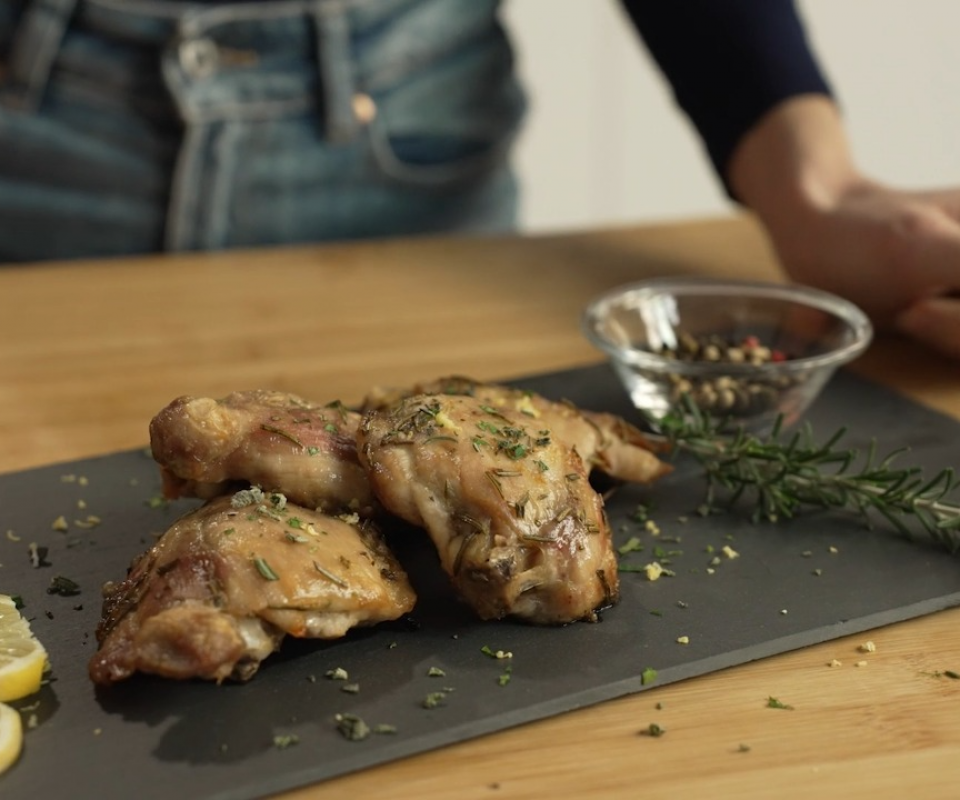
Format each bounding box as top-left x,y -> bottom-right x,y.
2,215 -> 958,799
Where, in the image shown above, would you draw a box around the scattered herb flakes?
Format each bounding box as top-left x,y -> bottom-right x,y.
497,665 -> 513,687
47,575 -> 81,596
642,562 -> 665,581
766,696 -> 794,710
641,723 -> 666,738
617,536 -> 644,555
640,667 -> 658,686
273,733 -> 300,749
480,645 -> 512,660
325,667 -> 349,681
335,713 -> 370,741
427,666 -> 446,678
422,691 -> 449,709
676,600 -> 689,609
372,723 -> 398,735
313,561 -> 348,588
253,557 -> 279,581
145,495 -> 168,510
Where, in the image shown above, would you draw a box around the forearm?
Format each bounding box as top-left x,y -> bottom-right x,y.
726,95 -> 865,233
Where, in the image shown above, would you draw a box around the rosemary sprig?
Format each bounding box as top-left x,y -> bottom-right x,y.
654,399 -> 960,554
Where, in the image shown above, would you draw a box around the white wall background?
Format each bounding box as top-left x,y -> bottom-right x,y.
502,0 -> 960,233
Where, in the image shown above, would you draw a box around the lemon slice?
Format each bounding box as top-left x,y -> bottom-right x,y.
0,702 -> 23,775
0,595 -> 48,702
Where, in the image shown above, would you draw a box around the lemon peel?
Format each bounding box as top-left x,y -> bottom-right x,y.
0,702 -> 23,775
0,594 -> 49,702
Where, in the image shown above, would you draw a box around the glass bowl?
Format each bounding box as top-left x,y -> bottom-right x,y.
581,277 -> 873,432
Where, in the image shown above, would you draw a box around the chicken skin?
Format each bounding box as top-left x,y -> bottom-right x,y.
363,375 -> 671,486
89,491 -> 416,685
149,390 -> 377,515
358,393 -> 619,624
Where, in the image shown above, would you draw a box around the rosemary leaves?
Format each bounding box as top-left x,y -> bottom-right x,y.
656,399 -> 960,553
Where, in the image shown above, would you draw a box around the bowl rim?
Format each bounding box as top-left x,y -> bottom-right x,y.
581,277 -> 874,375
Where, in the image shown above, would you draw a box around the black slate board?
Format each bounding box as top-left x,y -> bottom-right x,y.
2,364 -> 960,799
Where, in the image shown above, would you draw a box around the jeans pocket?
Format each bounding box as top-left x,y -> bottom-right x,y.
360,33 -> 526,190
365,111 -> 520,189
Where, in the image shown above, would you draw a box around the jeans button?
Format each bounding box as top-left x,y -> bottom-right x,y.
179,38 -> 220,79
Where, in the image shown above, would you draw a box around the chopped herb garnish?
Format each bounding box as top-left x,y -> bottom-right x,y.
261,424 -> 304,448
617,536 -> 644,555
313,561 -> 348,588
427,666 -> 446,678
335,713 -> 370,741
766,696 -> 794,710
422,691 -> 448,709
373,723 -> 398,735
642,723 -> 666,737
640,667 -> 658,686
273,734 -> 300,749
480,645 -> 513,659
253,557 -> 280,581
47,575 -> 81,596
325,667 -> 349,680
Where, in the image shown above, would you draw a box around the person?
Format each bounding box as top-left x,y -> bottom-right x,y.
0,0 -> 958,360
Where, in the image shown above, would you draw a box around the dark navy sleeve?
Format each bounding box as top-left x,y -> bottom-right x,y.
618,0 -> 833,190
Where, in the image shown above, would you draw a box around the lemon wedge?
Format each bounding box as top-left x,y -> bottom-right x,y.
0,702 -> 23,775
0,595 -> 48,702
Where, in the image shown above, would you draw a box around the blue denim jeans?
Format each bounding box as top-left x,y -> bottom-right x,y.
0,0 -> 526,261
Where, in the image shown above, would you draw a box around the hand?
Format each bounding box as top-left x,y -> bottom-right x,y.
771,179 -> 960,360
727,95 -> 960,360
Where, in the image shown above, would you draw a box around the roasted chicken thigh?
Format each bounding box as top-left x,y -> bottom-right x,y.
363,375 -> 670,486
358,393 -> 619,624
89,491 -> 416,685
150,390 -> 376,515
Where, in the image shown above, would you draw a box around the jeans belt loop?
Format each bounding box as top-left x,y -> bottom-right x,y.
1,0 -> 78,112
311,0 -> 358,144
